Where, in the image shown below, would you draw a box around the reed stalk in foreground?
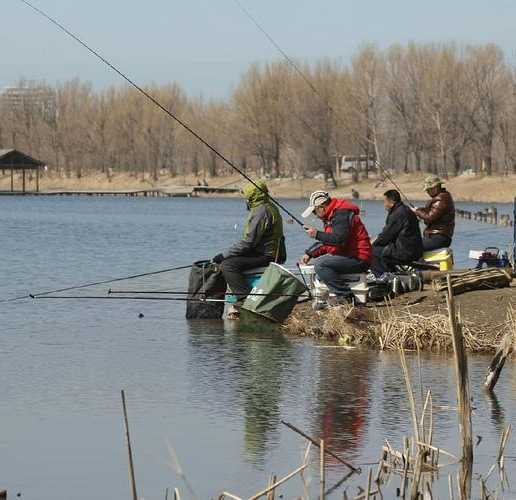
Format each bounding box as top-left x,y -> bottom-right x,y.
121,389 -> 138,500
446,275 -> 473,499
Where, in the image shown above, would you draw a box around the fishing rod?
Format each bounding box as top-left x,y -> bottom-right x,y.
31,294 -> 308,304
232,0 -> 320,98
232,0 -> 414,207
108,289 -> 307,298
32,295 -> 227,302
18,0 -> 304,227
0,264 -> 192,304
32,294 -> 310,303
372,162 -> 414,207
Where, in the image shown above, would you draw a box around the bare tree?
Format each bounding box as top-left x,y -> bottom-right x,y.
233,61 -> 292,177
1,41 -> 515,183
466,44 -> 510,176
350,44 -> 386,178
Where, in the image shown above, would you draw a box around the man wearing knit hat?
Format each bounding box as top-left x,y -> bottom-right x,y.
412,176 -> 455,251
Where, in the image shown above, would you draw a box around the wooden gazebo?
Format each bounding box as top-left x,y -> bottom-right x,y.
0,149 -> 45,192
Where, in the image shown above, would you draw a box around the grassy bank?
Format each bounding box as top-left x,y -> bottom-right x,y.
283,283 -> 516,352
1,170 -> 515,203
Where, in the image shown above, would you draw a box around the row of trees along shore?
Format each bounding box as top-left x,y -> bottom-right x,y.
2,42 -> 516,181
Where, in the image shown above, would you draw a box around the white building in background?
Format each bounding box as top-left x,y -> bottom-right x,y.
0,83 -> 57,122
334,154 -> 377,179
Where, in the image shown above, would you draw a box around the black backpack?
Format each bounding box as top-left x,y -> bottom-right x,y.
185,260 -> 227,319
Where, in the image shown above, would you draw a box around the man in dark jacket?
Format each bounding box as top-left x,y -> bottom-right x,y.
412,176 -> 455,251
212,180 -> 285,303
301,190 -> 372,301
371,190 -> 423,276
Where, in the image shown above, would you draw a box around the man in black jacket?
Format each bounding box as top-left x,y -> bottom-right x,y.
371,190 -> 423,276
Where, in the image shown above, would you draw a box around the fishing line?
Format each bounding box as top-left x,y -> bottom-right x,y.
18,0 -> 304,227
0,264 -> 193,304
232,0 -> 320,98
232,0 -> 414,206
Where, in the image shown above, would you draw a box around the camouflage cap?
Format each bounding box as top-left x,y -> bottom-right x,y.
423,175 -> 443,191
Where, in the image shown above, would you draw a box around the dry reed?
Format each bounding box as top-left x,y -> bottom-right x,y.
283,301 -> 513,353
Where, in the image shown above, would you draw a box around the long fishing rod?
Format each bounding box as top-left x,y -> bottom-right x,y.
232,0 -> 320,98
32,295 -> 226,302
18,0 -> 304,227
0,264 -> 192,304
34,294 -> 310,304
372,162 -> 414,207
108,289 -> 307,298
232,0 -> 414,207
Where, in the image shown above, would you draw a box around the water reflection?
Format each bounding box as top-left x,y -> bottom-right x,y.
484,391 -> 506,433
311,349 -> 374,463
2,197 -> 514,499
186,319 -> 295,465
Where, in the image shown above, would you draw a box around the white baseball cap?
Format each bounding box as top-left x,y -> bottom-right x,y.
302,190 -> 330,218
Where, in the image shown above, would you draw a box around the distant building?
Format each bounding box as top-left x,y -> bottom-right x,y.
0,83 -> 57,122
334,153 -> 377,179
0,149 -> 45,193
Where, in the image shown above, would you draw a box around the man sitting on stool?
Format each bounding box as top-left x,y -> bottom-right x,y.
300,190 -> 372,304
412,176 -> 455,251
371,190 -> 423,277
212,180 -> 286,312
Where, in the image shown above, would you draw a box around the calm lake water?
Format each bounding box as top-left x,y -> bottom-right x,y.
1,196 -> 515,499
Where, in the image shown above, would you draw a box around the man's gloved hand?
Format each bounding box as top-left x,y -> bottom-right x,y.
212,253 -> 224,264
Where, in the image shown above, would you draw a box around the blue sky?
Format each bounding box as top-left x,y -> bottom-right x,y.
2,0 -> 516,97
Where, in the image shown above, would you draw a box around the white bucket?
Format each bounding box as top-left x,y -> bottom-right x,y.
297,264 -> 316,289
313,274 -> 368,304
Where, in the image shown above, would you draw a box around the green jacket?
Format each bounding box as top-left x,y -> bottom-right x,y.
223,180 -> 286,262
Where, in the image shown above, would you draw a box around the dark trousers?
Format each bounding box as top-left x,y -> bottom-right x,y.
370,246 -> 402,276
313,254 -> 369,295
219,254 -> 271,300
422,234 -> 452,252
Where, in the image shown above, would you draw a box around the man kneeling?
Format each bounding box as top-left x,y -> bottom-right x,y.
371,190 -> 423,277
300,191 -> 372,305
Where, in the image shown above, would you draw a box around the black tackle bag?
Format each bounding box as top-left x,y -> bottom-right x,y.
367,282 -> 392,302
185,260 -> 227,319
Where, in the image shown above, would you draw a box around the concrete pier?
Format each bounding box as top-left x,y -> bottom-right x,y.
0,186 -> 240,198
455,207 -> 513,227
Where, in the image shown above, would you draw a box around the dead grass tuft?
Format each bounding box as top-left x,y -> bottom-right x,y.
283,301 -> 513,353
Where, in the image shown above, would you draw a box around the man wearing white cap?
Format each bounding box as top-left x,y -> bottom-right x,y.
301,191 -> 372,303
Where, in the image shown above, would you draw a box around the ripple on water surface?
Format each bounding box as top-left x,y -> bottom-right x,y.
1,196 -> 515,498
